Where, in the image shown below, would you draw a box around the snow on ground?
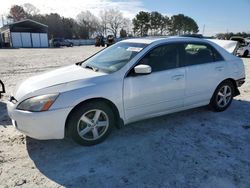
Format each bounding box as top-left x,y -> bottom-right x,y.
0,46 -> 250,188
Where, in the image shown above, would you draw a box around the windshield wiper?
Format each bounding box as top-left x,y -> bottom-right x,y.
85,65 -> 99,72
75,61 -> 83,65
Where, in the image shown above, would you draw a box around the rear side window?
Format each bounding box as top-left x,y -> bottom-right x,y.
182,43 -> 224,66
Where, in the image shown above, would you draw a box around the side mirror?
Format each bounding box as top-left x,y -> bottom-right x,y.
134,64 -> 152,74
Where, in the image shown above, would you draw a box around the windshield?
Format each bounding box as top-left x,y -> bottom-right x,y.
82,42 -> 147,73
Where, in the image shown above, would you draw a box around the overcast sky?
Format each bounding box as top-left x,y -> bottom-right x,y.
1,0 -> 250,36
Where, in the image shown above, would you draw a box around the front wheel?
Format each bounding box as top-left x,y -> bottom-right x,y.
67,102 -> 115,146
210,81 -> 234,112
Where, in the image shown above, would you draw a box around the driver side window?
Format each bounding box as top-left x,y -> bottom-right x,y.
139,44 -> 179,72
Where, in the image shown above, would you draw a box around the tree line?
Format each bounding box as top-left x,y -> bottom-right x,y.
6,4 -> 199,39
133,11 -> 199,36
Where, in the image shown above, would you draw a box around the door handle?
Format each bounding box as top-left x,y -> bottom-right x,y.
215,66 -> 224,71
172,75 -> 184,80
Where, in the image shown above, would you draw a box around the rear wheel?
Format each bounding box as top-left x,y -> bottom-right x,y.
210,81 -> 234,112
243,50 -> 249,57
67,101 -> 115,146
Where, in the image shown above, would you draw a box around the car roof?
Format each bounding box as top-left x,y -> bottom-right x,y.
121,36 -> 239,61
121,36 -> 209,44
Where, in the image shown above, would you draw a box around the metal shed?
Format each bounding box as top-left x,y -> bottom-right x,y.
0,19 -> 49,48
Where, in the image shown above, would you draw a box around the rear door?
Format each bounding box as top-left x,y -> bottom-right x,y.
182,42 -> 226,106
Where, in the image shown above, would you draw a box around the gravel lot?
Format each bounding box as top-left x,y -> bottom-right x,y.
0,46 -> 250,188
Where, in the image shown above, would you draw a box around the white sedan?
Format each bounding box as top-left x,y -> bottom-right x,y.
237,43 -> 250,57
7,37 -> 245,145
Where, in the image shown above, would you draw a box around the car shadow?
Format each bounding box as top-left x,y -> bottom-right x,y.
0,101 -> 11,127
26,99 -> 250,187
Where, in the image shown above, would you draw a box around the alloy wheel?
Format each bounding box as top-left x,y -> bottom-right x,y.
216,85 -> 232,108
77,109 -> 109,141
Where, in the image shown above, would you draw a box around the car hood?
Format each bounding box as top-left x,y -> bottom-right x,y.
14,65 -> 106,100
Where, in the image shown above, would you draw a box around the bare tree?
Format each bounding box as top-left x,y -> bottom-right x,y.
77,11 -> 101,38
99,10 -> 108,36
122,18 -> 133,36
8,5 -> 26,22
105,9 -> 126,38
23,3 -> 40,16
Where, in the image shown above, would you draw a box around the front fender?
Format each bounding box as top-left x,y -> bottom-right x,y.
50,79 -> 124,120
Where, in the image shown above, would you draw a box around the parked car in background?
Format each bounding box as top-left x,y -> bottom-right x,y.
7,37 -> 245,146
230,36 -> 245,44
95,35 -> 105,47
106,35 -> 115,47
230,36 -> 249,57
50,38 -> 74,47
237,42 -> 250,57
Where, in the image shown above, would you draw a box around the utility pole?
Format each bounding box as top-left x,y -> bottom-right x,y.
202,24 -> 205,35
1,15 -> 4,27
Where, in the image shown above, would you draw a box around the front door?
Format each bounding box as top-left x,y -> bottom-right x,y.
123,43 -> 186,122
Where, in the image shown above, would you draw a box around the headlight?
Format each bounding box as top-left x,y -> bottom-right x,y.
17,94 -> 59,112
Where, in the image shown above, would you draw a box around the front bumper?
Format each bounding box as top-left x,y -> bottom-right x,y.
7,101 -> 72,140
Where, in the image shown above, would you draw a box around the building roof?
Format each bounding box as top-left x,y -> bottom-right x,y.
0,19 -> 48,33
6,19 -> 48,28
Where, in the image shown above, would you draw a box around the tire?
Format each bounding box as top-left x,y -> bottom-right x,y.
243,50 -> 249,57
210,81 -> 235,112
67,101 -> 115,146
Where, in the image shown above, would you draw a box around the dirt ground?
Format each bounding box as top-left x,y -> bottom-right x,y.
0,46 -> 250,188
